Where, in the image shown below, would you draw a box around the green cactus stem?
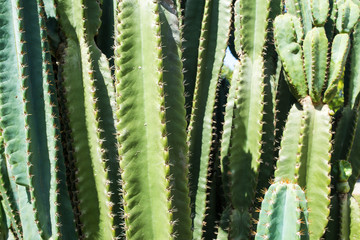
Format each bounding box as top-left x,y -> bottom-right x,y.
255,181 -> 309,240
185,0 -> 232,237
275,97 -> 332,240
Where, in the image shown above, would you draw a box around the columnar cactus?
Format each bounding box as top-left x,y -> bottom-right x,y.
255,181 -> 309,240
0,0 -> 360,239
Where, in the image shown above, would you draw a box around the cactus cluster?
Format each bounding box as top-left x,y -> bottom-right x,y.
0,0 -> 359,239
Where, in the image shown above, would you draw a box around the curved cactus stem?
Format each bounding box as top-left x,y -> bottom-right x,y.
285,0 -> 312,35
310,0 -> 329,26
35,1 -> 78,238
336,0 -> 360,34
350,196 -> 360,239
274,14 -> 308,100
324,34 -> 350,103
255,182 -> 309,240
254,0 -> 281,209
185,0 -> 232,237
227,0 -> 277,238
303,27 -> 328,103
56,0 -> 117,238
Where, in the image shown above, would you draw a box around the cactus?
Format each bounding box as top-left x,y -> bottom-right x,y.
0,0 -> 360,239
255,181 -> 309,240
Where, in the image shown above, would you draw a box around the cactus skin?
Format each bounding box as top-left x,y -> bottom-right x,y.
255,182 -> 309,240
159,1 -> 192,238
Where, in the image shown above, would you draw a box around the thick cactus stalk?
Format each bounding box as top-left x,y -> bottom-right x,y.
56,0 -> 118,238
255,182 -> 309,240
275,98 -> 332,240
114,0 -> 192,239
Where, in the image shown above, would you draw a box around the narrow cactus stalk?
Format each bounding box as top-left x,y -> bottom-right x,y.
227,0 -> 280,238
56,0 -> 117,238
185,0 -> 232,237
